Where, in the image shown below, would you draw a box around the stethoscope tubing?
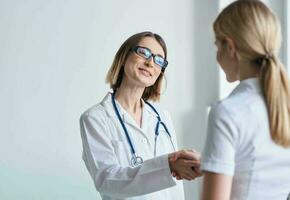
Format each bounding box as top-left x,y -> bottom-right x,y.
111,92 -> 136,156
111,92 -> 175,166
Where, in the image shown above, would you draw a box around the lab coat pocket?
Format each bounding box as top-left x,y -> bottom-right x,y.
111,140 -> 130,166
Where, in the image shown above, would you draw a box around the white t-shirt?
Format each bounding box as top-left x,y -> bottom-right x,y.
201,78 -> 290,200
80,92 -> 184,200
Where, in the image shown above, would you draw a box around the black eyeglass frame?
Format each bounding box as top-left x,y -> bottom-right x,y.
131,46 -> 168,70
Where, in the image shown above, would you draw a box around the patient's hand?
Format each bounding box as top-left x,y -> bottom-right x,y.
168,150 -> 203,180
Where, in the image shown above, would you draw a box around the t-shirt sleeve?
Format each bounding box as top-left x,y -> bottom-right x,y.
201,103 -> 239,176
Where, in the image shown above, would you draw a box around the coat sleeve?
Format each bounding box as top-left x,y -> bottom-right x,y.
79,110 -> 176,198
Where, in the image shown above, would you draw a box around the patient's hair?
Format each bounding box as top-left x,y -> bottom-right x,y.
214,0 -> 290,147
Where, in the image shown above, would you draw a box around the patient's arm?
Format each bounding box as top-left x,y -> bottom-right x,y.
201,171 -> 233,200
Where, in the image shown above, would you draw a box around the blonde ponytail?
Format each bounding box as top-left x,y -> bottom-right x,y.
260,55 -> 290,147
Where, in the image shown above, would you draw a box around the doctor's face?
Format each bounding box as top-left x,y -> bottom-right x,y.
123,37 -> 165,87
215,39 -> 239,82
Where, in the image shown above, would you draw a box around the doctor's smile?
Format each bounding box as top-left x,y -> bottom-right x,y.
138,67 -> 152,77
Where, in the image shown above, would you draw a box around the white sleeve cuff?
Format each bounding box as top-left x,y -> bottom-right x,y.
141,154 -> 177,186
201,159 -> 234,176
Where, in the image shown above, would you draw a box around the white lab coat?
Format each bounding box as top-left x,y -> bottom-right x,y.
80,92 -> 184,200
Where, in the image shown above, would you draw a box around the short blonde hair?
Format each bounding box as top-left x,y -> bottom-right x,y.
106,31 -> 167,101
214,0 -> 290,147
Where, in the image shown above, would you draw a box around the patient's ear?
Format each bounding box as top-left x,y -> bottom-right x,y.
224,37 -> 237,58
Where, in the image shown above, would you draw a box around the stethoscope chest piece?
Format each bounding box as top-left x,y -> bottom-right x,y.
130,155 -> 143,167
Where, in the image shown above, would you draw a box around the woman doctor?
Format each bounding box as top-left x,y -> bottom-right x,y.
201,1 -> 290,199
80,31 -> 202,200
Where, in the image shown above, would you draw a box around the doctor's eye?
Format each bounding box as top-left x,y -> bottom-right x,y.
134,46 -> 152,59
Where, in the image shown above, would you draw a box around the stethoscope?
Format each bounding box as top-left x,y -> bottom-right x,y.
111,92 -> 176,167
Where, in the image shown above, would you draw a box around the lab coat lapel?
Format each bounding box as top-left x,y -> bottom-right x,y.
118,100 -> 158,148
102,92 -> 157,146
102,92 -> 139,124
111,94 -> 144,135
141,101 -> 159,147
122,111 -> 143,132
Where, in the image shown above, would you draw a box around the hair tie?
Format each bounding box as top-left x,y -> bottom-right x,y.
264,51 -> 273,60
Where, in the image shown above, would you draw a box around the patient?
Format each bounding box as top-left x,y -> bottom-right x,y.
200,0 -> 290,199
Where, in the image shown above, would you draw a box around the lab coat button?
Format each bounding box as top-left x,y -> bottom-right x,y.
141,138 -> 147,144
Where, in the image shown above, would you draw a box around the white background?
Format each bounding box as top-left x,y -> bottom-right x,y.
0,0 -> 288,199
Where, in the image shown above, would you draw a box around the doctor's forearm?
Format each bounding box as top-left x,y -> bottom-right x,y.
92,154 -> 176,198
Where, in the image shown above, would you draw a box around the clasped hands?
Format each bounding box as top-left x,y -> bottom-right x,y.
168,150 -> 203,181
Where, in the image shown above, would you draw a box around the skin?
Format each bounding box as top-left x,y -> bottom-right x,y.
114,36 -> 201,180
201,172 -> 233,200
115,36 -> 163,127
215,38 -> 259,82
201,37 -> 260,200
169,150 -> 203,180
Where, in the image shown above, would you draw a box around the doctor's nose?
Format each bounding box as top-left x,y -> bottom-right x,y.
144,57 -> 154,68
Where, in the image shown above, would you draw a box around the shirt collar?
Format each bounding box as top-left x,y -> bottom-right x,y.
101,92 -> 158,119
230,77 -> 261,96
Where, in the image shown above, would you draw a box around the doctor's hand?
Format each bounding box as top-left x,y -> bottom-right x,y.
168,150 -> 203,181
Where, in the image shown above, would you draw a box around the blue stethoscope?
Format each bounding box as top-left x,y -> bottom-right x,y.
111,92 -> 176,167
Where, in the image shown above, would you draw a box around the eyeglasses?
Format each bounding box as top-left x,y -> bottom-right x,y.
132,46 -> 168,70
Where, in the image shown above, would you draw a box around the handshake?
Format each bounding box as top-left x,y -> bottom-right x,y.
168,150 -> 203,181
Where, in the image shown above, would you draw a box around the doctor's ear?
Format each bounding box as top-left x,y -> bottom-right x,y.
224,37 -> 237,58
